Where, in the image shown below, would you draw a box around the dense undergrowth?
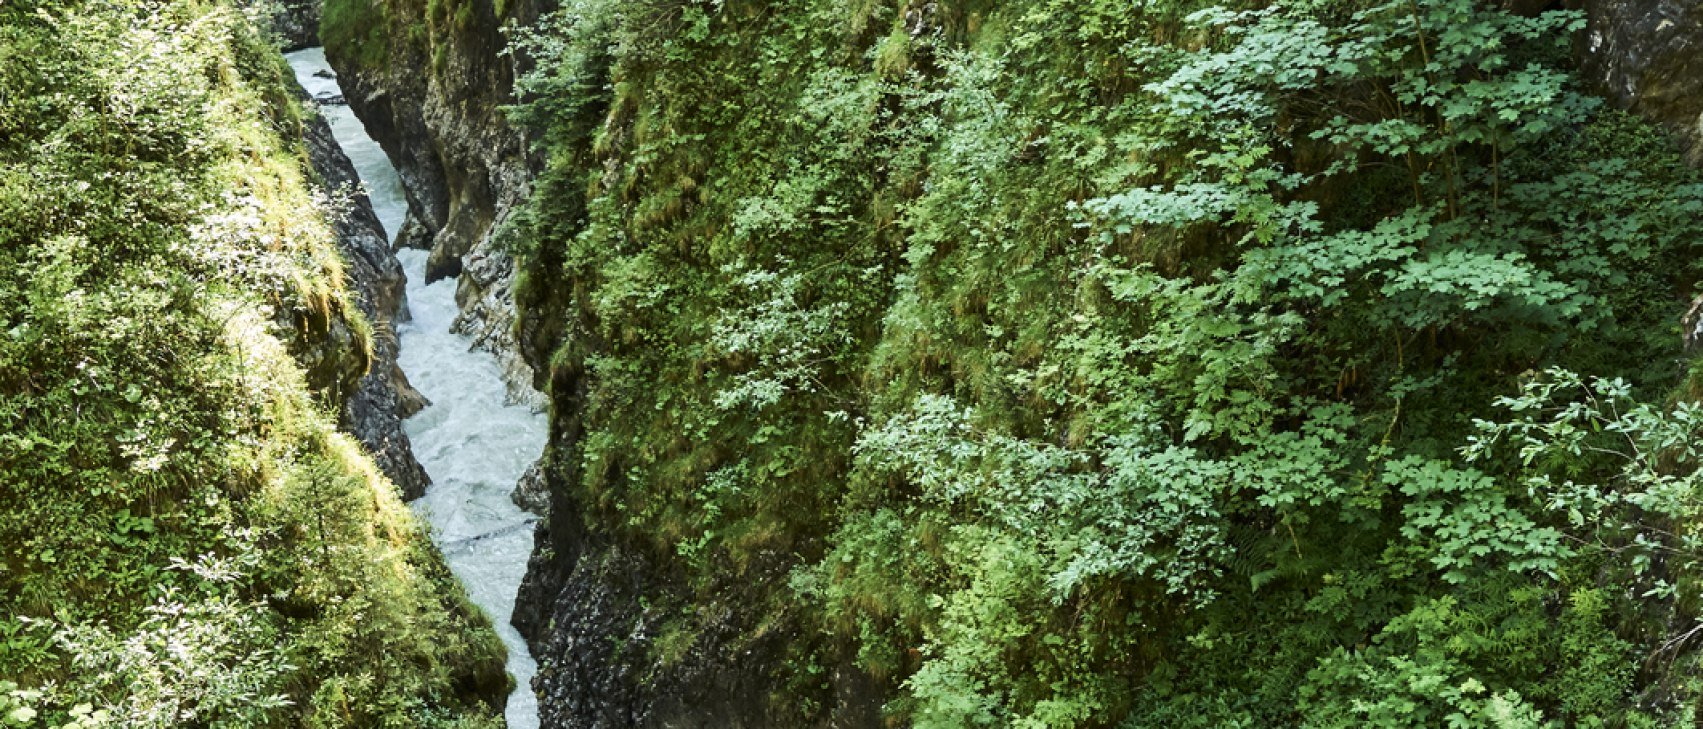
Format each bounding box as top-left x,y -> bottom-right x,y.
322,0 -> 509,76
0,1 -> 505,725
510,0 -> 1703,724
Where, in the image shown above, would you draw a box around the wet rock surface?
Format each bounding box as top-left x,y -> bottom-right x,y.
299,89 -> 432,499
511,458 -> 549,516
457,229 -> 548,411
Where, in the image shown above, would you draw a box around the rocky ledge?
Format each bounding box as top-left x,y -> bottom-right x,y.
298,89 -> 432,499
1581,0 -> 1703,163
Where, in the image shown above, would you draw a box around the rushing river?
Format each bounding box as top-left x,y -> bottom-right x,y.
286,48 -> 545,729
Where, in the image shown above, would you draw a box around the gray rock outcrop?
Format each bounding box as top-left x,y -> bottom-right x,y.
511,458 -> 549,516
299,90 -> 432,498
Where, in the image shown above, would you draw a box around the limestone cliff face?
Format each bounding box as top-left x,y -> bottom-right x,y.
322,0 -> 548,410
1581,0 -> 1703,162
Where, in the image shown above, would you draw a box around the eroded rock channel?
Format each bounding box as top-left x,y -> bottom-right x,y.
287,48 -> 546,729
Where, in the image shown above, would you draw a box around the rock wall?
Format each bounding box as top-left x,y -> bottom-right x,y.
322,0 -> 548,410
298,89 -> 433,498
514,496 -> 887,729
251,0 -> 321,51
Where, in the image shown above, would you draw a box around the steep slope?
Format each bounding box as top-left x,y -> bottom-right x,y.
300,84 -> 434,499
0,1 -> 504,723
319,0 -> 1703,725
504,0 -> 1703,726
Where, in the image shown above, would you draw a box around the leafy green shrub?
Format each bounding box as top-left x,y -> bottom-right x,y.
322,0 -> 391,68
509,0 -> 1703,724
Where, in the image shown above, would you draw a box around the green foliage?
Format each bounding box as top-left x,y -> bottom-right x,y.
322,0 -> 391,69
509,0 -> 1703,724
0,1 -> 504,724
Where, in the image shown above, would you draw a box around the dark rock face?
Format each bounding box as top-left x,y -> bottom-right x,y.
323,0 -> 548,410
511,458 -> 549,515
299,92 -> 432,499
526,552 -> 789,728
1582,0 -> 1703,162
261,0 -> 322,52
507,365 -> 886,727
515,491 -> 886,729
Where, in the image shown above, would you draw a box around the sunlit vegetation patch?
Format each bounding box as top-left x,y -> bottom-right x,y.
0,1 -> 504,724
511,0 -> 1703,724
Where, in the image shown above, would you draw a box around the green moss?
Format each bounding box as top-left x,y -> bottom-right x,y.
433,41 -> 450,74
322,0 -> 391,69
651,615 -> 700,668
872,23 -> 910,77
0,1 -> 503,722
508,0 -> 1703,724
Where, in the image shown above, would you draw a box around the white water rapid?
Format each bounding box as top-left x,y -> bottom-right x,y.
286,48 -> 546,729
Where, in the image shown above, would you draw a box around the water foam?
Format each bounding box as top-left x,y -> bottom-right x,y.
286,48 -> 545,729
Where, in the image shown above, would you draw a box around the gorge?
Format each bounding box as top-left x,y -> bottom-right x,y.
16,0 -> 1703,726
288,47 -> 547,728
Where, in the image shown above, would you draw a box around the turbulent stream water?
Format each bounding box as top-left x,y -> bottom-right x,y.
286,48 -> 546,728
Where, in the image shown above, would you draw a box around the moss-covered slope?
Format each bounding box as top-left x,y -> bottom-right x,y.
0,1 -> 505,724
509,0 -> 1703,725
